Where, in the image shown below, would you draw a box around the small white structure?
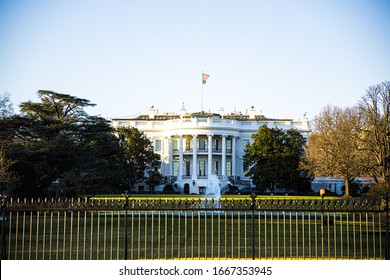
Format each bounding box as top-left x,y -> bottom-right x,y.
311,177 -> 375,195
111,105 -> 311,194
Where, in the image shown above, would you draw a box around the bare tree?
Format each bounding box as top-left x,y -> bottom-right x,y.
358,81 -> 390,186
0,91 -> 14,118
306,105 -> 364,196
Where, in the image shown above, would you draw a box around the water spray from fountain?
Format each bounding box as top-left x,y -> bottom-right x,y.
207,174 -> 222,209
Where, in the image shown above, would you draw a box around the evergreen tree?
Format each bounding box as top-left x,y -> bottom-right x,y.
116,126 -> 161,194
244,125 -> 307,193
0,90 -> 122,196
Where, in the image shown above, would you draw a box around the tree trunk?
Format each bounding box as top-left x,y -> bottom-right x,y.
343,179 -> 351,197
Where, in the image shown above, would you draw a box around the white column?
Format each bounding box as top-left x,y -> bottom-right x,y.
178,134 -> 183,179
169,136 -> 173,176
222,135 -> 227,179
208,134 -> 213,178
192,134 -> 197,180
232,136 -> 236,178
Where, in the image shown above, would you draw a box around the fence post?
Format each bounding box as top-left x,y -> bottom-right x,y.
0,194 -> 6,260
385,192 -> 389,260
123,191 -> 130,260
250,192 -> 257,260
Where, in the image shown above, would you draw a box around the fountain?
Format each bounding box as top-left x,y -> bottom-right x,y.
206,174 -> 222,209
207,174 -> 221,197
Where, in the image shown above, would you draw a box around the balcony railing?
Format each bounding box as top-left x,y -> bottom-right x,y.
173,148 -> 233,154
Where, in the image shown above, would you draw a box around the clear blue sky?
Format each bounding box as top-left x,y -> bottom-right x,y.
1,0 -> 389,121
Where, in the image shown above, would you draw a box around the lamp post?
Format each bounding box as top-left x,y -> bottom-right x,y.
320,188 -> 326,199
320,188 -> 325,259
320,188 -> 326,217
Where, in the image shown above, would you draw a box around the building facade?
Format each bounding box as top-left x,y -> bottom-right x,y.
311,177 -> 375,196
111,105 -> 311,194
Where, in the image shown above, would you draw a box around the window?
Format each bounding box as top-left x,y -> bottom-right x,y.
214,161 -> 219,175
226,161 -> 232,176
226,138 -> 232,152
185,161 -> 191,176
155,139 -> 162,152
214,139 -> 219,151
199,160 -> 206,176
173,160 -> 179,176
199,138 -> 206,151
172,139 -> 178,151
185,139 -> 191,152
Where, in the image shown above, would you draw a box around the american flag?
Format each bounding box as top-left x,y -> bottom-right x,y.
202,73 -> 209,84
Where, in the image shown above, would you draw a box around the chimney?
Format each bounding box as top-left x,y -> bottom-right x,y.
218,107 -> 225,116
248,106 -> 256,119
148,106 -> 156,119
179,103 -> 187,117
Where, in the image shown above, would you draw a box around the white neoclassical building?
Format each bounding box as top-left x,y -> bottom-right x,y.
111,105 -> 311,194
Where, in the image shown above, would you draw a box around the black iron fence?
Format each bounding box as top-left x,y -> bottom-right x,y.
1,194 -> 389,260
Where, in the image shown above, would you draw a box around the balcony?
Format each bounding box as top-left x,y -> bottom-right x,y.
173,147 -> 232,155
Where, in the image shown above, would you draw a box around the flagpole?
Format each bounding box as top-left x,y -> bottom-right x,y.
201,71 -> 209,113
201,71 -> 204,112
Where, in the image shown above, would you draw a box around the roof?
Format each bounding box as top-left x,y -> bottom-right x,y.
112,111 -> 293,122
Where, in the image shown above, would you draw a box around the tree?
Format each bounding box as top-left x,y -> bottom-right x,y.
8,160 -> 40,197
362,182 -> 390,199
305,105 -> 364,197
59,116 -> 124,196
0,90 -> 123,196
244,125 -> 307,193
19,90 -> 94,122
116,126 -> 161,193
0,91 -> 14,118
145,170 -> 163,194
357,81 -> 390,185
0,144 -> 19,194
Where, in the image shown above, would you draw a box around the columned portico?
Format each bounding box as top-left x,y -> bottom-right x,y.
166,133 -> 239,186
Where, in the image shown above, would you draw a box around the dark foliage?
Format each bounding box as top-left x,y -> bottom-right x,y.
244,125 -> 308,193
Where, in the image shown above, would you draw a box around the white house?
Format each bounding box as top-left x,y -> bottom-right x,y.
111,105 -> 311,194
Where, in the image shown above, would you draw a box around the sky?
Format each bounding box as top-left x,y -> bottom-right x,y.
0,0 -> 389,121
